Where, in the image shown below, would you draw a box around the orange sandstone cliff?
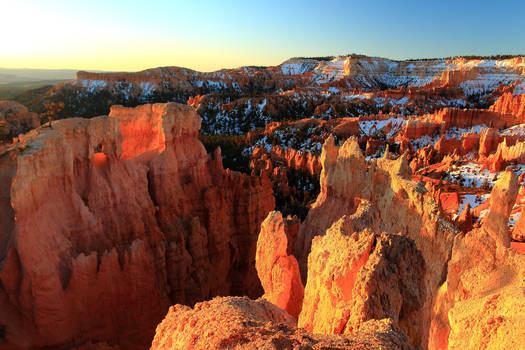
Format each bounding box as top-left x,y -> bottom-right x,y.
292,136 -> 458,349
429,171 -> 525,350
0,103 -> 274,350
255,211 -> 304,319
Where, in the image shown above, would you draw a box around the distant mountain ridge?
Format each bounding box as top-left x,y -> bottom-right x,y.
9,54 -> 525,131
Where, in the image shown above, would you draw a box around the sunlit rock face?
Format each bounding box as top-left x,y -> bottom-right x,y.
489,91 -> 525,118
293,136 -> 458,349
429,170 -> 525,350
255,211 -> 304,319
150,296 -> 414,350
298,221 -> 426,346
0,103 -> 274,349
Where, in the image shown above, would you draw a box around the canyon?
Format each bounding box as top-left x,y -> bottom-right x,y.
0,103 -> 273,349
0,54 -> 524,349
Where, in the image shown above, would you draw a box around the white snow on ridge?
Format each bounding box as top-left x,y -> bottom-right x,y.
502,124 -> 525,136
79,79 -> 107,93
207,80 -> 227,89
446,163 -> 525,189
390,97 -> 409,106
514,82 -> 525,95
446,163 -> 497,188
410,135 -> 440,150
309,56 -> 524,89
453,194 -> 487,220
139,82 -> 155,97
313,57 -> 346,83
444,124 -> 488,140
446,99 -> 468,108
459,73 -> 523,96
327,87 -> 340,94
343,93 -> 370,101
358,117 -> 406,138
281,62 -> 317,75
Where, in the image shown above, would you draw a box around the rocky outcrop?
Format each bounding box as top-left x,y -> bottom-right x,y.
401,119 -> 440,139
486,138 -> 525,172
481,170 -> 518,247
429,170 -> 525,350
316,55 -> 524,91
250,146 -> 321,179
0,100 -> 40,142
255,211 -> 304,319
0,103 -> 274,350
150,296 -> 414,350
294,136 -> 458,349
298,218 -> 426,346
400,107 -> 519,143
511,206 -> 525,241
479,128 -> 501,157
489,91 -> 525,118
455,202 -> 473,233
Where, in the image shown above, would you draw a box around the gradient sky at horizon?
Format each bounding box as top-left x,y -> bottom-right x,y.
2,0 -> 524,72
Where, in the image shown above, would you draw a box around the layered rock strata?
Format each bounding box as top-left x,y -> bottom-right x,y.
0,103 -> 274,349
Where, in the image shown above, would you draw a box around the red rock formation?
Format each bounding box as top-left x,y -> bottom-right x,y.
439,192 -> 459,215
486,138 -> 525,172
294,136 -> 458,349
511,206 -> 525,242
401,119 -> 440,139
489,92 -> 525,119
72,64 -> 313,99
186,94 -> 206,108
511,241 -> 525,253
298,219 -> 426,346
433,68 -> 480,88
255,211 -> 304,319
250,145 -> 321,178
479,128 -> 501,157
0,100 -> 40,141
455,202 -> 473,233
150,296 -> 414,350
429,170 -> 525,350
0,103 -> 274,350
482,171 -> 518,247
399,107 -> 519,142
461,131 -> 481,154
434,136 -> 462,156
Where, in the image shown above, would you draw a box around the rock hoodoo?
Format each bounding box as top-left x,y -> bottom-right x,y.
298,220 -> 426,346
292,136 -> 457,349
430,171 -> 525,350
255,211 -> 304,319
0,103 -> 274,350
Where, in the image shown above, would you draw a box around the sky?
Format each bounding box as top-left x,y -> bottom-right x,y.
1,0 -> 524,72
